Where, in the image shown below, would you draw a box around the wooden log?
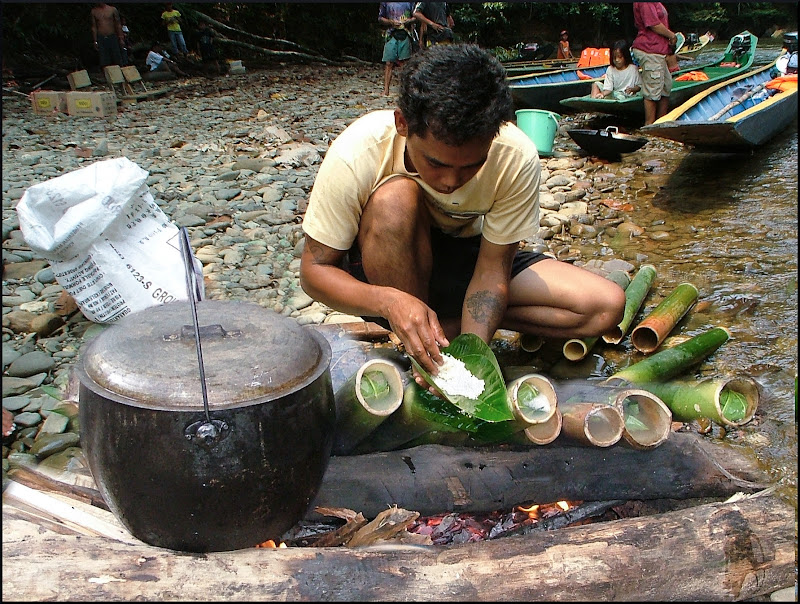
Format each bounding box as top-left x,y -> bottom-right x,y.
7,431 -> 767,523
2,494 -> 794,601
310,431 -> 768,519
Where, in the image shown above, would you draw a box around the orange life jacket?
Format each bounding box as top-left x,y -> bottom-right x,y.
675,71 -> 710,81
765,74 -> 798,92
576,47 -> 610,68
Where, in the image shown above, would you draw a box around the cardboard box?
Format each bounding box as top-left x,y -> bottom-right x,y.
65,91 -> 117,117
67,70 -> 92,90
31,90 -> 66,115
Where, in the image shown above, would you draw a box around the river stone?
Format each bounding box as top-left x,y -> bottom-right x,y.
1,260 -> 49,280
13,411 -> 42,428
29,432 -> 80,459
38,411 -> 69,435
2,374 -> 47,397
36,446 -> 88,474
6,451 -> 39,471
3,396 -> 30,415
6,351 -> 56,378
2,345 -> 22,370
617,222 -> 645,237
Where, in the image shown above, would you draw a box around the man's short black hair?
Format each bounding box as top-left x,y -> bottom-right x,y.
398,43 -> 515,146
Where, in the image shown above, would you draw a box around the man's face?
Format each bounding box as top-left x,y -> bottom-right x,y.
394,109 -> 492,195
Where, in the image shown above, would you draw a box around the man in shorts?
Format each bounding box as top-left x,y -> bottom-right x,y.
90,3 -> 125,68
631,2 -> 679,125
300,44 -> 625,387
379,2 -> 416,97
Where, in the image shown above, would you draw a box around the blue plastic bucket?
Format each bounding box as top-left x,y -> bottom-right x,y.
515,109 -> 561,157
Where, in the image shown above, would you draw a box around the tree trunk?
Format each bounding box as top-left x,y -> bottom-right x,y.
2,494 -> 794,601
215,36 -> 342,66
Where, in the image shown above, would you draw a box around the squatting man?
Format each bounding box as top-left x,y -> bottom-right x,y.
300,43 -> 625,390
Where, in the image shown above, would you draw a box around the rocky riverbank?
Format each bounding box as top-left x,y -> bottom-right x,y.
2,62 -> 679,478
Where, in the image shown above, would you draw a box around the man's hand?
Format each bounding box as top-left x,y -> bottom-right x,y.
382,289 -> 449,382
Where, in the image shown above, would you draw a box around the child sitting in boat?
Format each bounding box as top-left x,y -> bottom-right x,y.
591,40 -> 642,99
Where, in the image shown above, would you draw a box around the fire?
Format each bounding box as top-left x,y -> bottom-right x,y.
255,539 -> 287,548
516,500 -> 580,519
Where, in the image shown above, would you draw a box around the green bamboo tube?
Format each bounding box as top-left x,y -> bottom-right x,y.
602,264 -> 657,345
606,326 -> 730,387
332,359 -> 405,455
630,283 -> 699,354
559,401 -> 624,447
564,270 -> 632,361
611,388 -> 672,450
635,376 -> 760,427
506,373 -> 558,425
348,382 -> 473,454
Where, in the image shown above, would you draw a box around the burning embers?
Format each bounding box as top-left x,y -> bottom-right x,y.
272,500 -> 590,548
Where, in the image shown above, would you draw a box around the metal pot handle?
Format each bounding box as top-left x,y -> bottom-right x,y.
179,227 -> 228,448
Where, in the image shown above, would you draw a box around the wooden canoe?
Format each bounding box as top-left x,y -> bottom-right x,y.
641,59 -> 797,150
508,64 -> 609,112
559,30 -> 759,118
503,57 -> 578,77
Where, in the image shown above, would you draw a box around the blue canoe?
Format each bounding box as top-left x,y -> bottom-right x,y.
508,64 -> 609,112
641,59 -> 798,150
559,31 -> 758,118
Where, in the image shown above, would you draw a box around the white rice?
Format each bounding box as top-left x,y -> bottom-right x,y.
431,353 -> 485,399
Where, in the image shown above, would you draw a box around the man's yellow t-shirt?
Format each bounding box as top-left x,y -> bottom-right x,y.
303,110 -> 541,251
162,10 -> 182,32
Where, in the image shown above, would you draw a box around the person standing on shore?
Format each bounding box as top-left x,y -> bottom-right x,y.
413,2 -> 454,49
631,2 -> 678,125
90,3 -> 125,68
379,2 -> 416,97
161,2 -> 189,56
299,43 -> 625,384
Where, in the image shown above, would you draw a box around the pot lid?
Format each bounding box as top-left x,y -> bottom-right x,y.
78,300 -> 331,411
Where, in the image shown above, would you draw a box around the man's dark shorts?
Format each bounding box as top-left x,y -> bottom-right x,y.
98,34 -> 123,67
346,228 -> 549,327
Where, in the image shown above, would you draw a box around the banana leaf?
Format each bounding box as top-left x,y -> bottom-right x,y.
409,333 -> 513,422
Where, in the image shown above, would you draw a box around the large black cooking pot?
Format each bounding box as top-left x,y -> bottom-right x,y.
76,299 -> 335,552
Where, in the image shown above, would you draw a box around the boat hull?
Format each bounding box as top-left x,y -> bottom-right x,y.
509,65 -> 608,111
642,62 -> 798,150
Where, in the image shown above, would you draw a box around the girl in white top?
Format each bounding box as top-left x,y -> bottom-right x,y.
591,40 -> 642,99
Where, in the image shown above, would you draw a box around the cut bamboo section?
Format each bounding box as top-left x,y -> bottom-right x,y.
521,408 -> 562,445
559,401 -> 624,447
636,375 -> 760,427
602,264 -> 656,345
332,359 -> 405,455
611,388 -> 672,450
519,333 -> 544,352
630,282 -> 699,353
506,373 -> 557,425
564,270 -> 632,361
605,326 -> 730,387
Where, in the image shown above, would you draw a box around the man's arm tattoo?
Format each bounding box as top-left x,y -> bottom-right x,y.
465,290 -> 504,326
305,237 -> 339,265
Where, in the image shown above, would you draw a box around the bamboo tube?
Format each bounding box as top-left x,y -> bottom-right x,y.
635,376 -> 760,427
332,359 -> 405,455
564,270 -> 632,361
605,326 -> 730,387
602,264 -> 656,345
520,334 -> 544,352
559,401 -> 624,447
506,373 -> 558,425
610,388 -> 672,450
348,383 -> 472,454
522,408 -> 562,445
630,283 -> 699,354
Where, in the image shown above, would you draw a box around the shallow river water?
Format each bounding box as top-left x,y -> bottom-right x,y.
559,38 -> 797,507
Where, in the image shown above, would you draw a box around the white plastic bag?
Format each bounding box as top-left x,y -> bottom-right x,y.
16,157 -> 203,324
